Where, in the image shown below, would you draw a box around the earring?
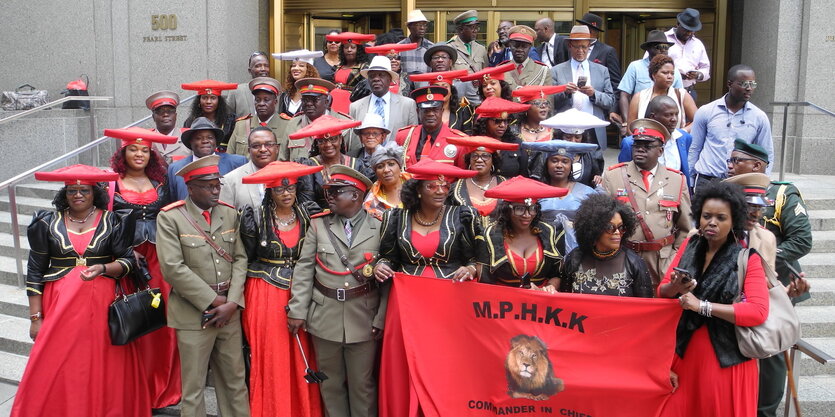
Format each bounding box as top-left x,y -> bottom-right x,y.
418,193 -> 422,198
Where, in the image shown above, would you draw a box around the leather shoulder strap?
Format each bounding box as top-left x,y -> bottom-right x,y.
323,221 -> 367,283
176,206 -> 235,263
620,166 -> 656,242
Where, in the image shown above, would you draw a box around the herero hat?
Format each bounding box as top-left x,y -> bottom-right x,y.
507,25 -> 536,44
406,158 -> 477,181
360,56 -> 400,81
733,138 -> 769,163
181,117 -> 225,149
512,85 -> 569,103
540,108 -> 609,134
723,173 -> 771,206
409,70 -> 468,86
406,9 -> 429,24
105,127 -> 178,148
288,115 -> 361,140
445,135 -> 520,153
640,29 -> 675,50
365,43 -> 418,56
629,118 -> 670,143
145,90 -> 180,110
423,44 -> 458,68
567,25 -> 594,41
326,32 -> 376,45
484,176 -> 569,203
176,155 -> 222,182
459,62 -> 515,83
354,113 -> 391,135
35,164 -> 119,186
677,8 -> 703,32
248,77 -> 282,95
453,10 -> 479,25
576,13 -> 605,32
271,49 -> 323,65
180,79 -> 238,96
242,160 -> 323,187
474,96 -> 531,119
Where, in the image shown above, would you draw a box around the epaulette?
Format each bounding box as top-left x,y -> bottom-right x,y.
217,200 -> 235,209
665,166 -> 683,175
398,125 -> 415,131
449,128 -> 467,136
459,96 -> 470,107
533,60 -> 548,66
235,114 -> 253,122
498,59 -> 512,66
311,209 -> 332,219
280,113 -> 292,120
608,162 -> 627,171
161,200 -> 186,212
336,111 -> 352,119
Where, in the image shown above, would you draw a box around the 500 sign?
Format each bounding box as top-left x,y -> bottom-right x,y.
151,14 -> 178,30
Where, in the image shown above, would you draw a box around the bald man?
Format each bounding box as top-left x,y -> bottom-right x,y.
534,18 -> 568,67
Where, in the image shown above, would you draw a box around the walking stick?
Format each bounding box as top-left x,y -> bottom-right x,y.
783,350 -> 802,417
295,333 -> 329,384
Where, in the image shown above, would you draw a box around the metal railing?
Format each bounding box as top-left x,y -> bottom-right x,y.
771,101 -> 835,181
0,96 -> 112,126
0,94 -> 196,287
785,339 -> 835,416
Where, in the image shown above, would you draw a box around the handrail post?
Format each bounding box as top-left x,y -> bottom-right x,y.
779,104 -> 789,182
8,186 -> 24,288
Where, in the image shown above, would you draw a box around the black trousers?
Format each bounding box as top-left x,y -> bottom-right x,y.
758,353 -> 787,417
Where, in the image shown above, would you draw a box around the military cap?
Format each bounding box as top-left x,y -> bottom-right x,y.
520,139 -> 598,158
453,10 -> 479,25
507,25 -> 536,44
176,155 -> 222,182
181,117 -> 225,149
629,118 -> 670,143
294,78 -> 336,96
411,86 -> 448,109
723,173 -> 772,206
423,44 -> 458,67
733,138 -> 769,163
145,90 -> 180,110
327,164 -> 373,193
248,77 -> 282,95
540,108 -> 609,134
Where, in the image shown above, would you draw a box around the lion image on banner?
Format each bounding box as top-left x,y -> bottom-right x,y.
505,335 -> 564,401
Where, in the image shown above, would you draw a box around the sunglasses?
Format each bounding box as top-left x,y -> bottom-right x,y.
489,118 -> 510,125
604,223 -> 626,235
633,142 -> 662,150
471,152 -> 492,161
324,186 -> 353,198
734,80 -> 758,89
423,181 -> 451,193
65,188 -> 92,196
327,40 -> 340,44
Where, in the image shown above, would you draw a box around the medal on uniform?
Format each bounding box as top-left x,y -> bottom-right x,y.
443,144 -> 458,158
362,264 -> 374,277
616,188 -> 628,197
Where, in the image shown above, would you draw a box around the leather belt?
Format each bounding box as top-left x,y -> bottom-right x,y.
51,256 -> 110,268
314,279 -> 374,302
257,257 -> 295,267
627,234 -> 676,252
209,280 -> 231,295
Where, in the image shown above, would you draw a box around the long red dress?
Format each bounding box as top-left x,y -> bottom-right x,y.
332,66 -> 363,114
119,185 -> 182,408
12,212 -> 151,417
659,240 -> 769,417
242,221 -> 323,417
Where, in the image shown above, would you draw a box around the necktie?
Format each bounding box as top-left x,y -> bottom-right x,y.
517,63 -> 524,74
577,62 -> 585,80
375,96 -> 386,126
259,122 -> 267,127
641,170 -> 652,191
344,219 -> 353,245
419,133 -> 433,160
202,210 -> 211,226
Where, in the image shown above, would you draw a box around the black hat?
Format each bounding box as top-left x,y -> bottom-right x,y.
640,29 -> 674,50
677,8 -> 702,32
423,44 -> 458,68
733,139 -> 768,163
576,13 -> 605,32
181,117 -> 225,150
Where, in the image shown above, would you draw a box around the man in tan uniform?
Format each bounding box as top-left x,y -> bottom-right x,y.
283,78 -> 353,162
448,10 -> 488,73
146,90 -> 191,164
157,155 -> 250,417
227,77 -> 289,157
723,172 -> 777,269
502,25 -> 553,91
603,119 -> 691,286
288,165 -> 387,417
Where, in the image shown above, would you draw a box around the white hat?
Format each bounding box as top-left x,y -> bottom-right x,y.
354,113 -> 391,135
540,108 -> 610,135
407,10 -> 429,24
272,49 -> 324,65
360,55 -> 399,81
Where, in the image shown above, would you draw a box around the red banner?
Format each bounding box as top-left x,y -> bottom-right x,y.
380,274 -> 682,417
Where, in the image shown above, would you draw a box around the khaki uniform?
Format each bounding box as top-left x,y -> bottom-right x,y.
448,36 -> 488,73
748,225 -> 777,271
157,198 -> 250,417
503,58 -> 553,91
226,113 -> 290,157
602,162 -> 692,285
282,110 -> 353,162
151,129 -> 192,165
287,210 -> 387,417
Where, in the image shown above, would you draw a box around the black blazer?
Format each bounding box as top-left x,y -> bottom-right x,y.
537,35 -> 569,67
112,179 -> 172,245
478,220 -> 565,287
586,41 -> 622,90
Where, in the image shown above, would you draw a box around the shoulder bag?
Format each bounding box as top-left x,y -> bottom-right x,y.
1,84 -> 48,110
108,274 -> 166,345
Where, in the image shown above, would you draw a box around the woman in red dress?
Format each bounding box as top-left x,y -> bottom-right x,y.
180,79 -> 239,151
239,161 -> 325,417
658,182 -> 769,416
326,32 -> 374,114
12,165 -> 150,417
107,127 -> 182,408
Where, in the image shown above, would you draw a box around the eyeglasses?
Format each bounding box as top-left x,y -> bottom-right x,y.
471,152 -> 492,161
604,223 -> 627,235
316,136 -> 341,145
489,118 -> 510,125
153,107 -> 176,116
389,55 -> 402,61
511,205 -> 537,216
191,183 -> 223,192
249,142 -> 278,150
271,184 -> 297,194
633,142 -> 662,150
734,80 -> 758,89
726,156 -> 759,165
423,181 -> 451,193
324,186 -> 353,198
326,40 -> 340,44
529,100 -> 551,108
65,188 -> 92,196
360,131 -> 384,139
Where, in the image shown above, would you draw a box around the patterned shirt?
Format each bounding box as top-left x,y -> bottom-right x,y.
398,37 -> 434,75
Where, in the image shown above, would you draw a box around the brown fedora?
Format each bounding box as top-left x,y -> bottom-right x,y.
567,25 -> 594,41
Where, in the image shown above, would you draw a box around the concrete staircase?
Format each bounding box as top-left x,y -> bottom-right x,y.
0,178 -> 833,416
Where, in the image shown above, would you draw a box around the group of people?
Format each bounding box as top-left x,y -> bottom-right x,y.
11,7 -> 814,417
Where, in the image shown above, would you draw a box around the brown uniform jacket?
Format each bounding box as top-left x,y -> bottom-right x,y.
226,113 -> 290,157
157,198 -> 247,330
503,58 -> 553,91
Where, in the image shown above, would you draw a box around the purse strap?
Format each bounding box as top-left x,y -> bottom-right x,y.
176,206 -> 235,263
16,84 -> 36,92
737,247 -> 780,301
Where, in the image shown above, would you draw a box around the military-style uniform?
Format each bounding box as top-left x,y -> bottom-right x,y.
602,161 -> 692,285
448,35 -> 488,73
226,113 -> 291,157
283,110 -> 353,162
502,58 -> 553,91
156,158 -> 250,417
395,123 -> 467,168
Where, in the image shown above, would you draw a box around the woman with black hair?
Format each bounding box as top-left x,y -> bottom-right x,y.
473,96 -> 531,178
328,32 -> 373,114
181,79 -> 239,151
445,135 -> 513,228
539,108 -> 611,188
238,161 -> 324,417
106,128 -> 181,408
12,165 -> 149,417
477,176 -> 567,291
560,193 -> 653,297
313,29 -> 341,82
374,158 -> 482,282
658,182 -> 769,417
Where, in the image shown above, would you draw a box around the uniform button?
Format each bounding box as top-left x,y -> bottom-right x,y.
212,236 -> 216,240
215,259 -> 219,264
645,211 -> 650,215
217,271 -> 221,275
191,243 -> 196,246
344,282 -> 350,287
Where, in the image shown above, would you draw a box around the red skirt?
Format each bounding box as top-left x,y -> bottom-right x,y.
242,278 -> 323,417
132,241 -> 182,408
11,269 -> 151,417
661,326 -> 759,416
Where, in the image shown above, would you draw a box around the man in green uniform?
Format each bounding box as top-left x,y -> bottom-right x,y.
726,139 -> 812,417
287,165 -> 386,417
157,156 -> 250,417
448,10 -> 488,73
227,77 -> 289,158
282,77 -> 353,162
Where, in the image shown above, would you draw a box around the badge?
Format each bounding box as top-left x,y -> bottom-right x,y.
616,188 -> 628,197
363,264 -> 374,277
444,144 -> 458,158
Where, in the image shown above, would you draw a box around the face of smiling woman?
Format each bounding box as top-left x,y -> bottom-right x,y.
65,185 -> 95,214
124,144 -> 151,171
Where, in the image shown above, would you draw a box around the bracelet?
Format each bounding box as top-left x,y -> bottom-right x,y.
698,300 -> 712,317
30,312 -> 42,322
100,263 -> 107,276
466,265 -> 477,275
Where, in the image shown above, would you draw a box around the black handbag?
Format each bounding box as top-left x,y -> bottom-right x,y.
62,75 -> 90,110
108,275 -> 167,345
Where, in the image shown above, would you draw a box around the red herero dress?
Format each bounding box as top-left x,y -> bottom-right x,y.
11,212 -> 151,417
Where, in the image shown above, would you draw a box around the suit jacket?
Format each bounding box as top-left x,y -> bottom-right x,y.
448,36 -> 488,73
504,58 -> 553,91
167,153 -> 247,200
585,41 -> 622,90
551,60 -> 615,153
347,93 -> 418,150
157,198 -> 248,330
282,110 -> 353,162
219,161 -> 264,216
287,210 -> 386,343
223,82 -> 256,121
536,34 -> 569,67
395,124 -> 467,168
226,113 -> 290,157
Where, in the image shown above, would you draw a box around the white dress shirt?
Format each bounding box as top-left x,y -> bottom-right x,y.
570,59 -> 593,114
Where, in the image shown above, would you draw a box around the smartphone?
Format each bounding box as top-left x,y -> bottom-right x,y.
673,267 -> 693,283
577,76 -> 588,88
201,312 -> 215,327
785,264 -> 802,282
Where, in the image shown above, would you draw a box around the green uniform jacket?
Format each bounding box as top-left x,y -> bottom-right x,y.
287,210 -> 387,344
157,198 -> 248,330
762,181 -> 813,303
226,113 -> 290,158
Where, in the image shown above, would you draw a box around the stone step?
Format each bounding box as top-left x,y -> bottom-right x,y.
0,283 -> 27,320
0,234 -> 29,259
0,212 -> 32,236
0,351 -> 27,386
804,278 -> 835,307
810,230 -> 835,253
799,253 -> 835,279
0,195 -> 54,218
11,182 -> 64,200
0,256 -> 25,288
779,375 -> 835,417
797,337 -> 835,376
0,315 -> 31,356
809,210 -> 835,232
805,198 -> 835,211
796,305 -> 835,338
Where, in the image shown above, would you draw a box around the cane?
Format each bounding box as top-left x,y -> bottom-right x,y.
295,333 -> 329,384
783,350 -> 802,417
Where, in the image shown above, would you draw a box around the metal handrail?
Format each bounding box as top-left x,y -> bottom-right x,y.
0,96 -> 113,125
771,101 -> 835,181
784,339 -> 835,416
0,94 -> 197,287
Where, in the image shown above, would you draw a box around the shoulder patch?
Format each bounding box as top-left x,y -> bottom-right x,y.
235,114 -> 253,122
217,200 -> 235,209
665,166 -> 683,174
533,60 -> 548,66
608,162 -> 627,171
161,200 -> 186,212
398,125 -> 416,131
280,113 -> 292,120
310,209 -> 332,219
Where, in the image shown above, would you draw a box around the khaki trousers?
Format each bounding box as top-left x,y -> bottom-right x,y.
312,336 -> 378,417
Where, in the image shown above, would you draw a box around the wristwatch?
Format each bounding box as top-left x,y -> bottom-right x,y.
30,312 -> 42,322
